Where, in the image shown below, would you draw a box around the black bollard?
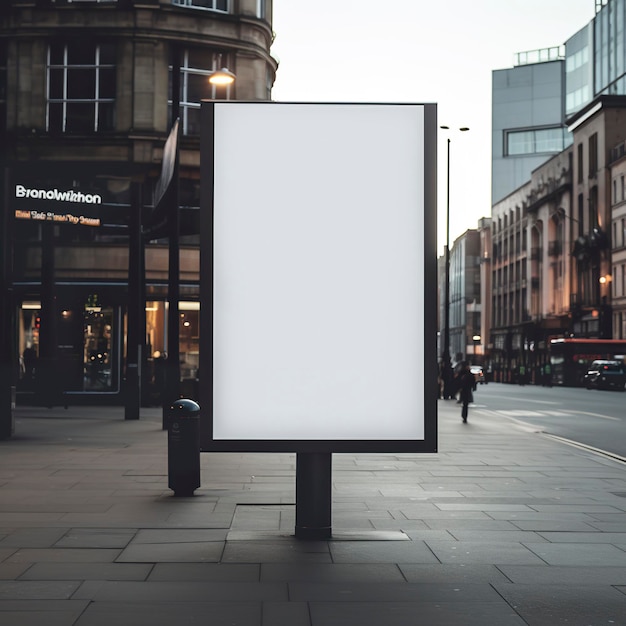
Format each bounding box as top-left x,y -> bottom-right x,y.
167,398 -> 201,497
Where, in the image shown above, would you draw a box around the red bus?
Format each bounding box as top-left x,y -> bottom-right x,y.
549,338 -> 626,387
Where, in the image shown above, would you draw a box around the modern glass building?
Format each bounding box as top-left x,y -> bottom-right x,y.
492,0 -> 626,206
492,48 -> 572,205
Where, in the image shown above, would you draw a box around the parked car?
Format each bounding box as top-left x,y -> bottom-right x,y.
583,360 -> 626,391
469,364 -> 486,384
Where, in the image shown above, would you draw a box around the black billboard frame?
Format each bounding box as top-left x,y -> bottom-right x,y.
199,101 -> 438,455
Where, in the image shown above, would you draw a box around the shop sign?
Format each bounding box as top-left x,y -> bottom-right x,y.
14,183 -> 102,227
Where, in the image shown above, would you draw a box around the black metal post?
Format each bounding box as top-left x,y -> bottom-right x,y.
125,181 -> 142,420
163,45 -> 181,428
0,166 -> 14,439
442,137 -> 453,398
295,452 -> 332,540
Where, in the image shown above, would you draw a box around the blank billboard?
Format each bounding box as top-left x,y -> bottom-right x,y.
200,102 -> 437,453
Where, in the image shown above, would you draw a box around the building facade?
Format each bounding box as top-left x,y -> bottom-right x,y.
493,0 -> 626,207
448,229 -> 481,365
567,96 -> 626,339
0,0 -> 277,404
481,0 -> 626,380
489,149 -> 574,382
609,137 -> 626,339
476,216 -> 492,365
487,95 -> 626,382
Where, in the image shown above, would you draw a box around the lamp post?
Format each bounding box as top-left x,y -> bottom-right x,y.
440,125 -> 469,399
164,49 -> 235,426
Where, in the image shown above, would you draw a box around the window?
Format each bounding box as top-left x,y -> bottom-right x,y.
577,143 -> 583,184
589,186 -> 598,226
566,85 -> 591,113
170,48 -> 233,135
622,175 -> 625,201
578,194 -> 584,237
566,45 -> 589,72
172,0 -> 229,12
589,133 -> 598,177
47,41 -> 116,133
506,127 -> 572,156
0,41 -> 6,137
66,1 -> 117,3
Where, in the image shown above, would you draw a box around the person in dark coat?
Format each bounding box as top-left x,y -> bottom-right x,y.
457,362 -> 477,423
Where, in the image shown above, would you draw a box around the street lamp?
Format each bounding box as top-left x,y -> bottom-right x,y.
164,51 -> 235,425
440,125 -> 469,399
208,68 -> 236,86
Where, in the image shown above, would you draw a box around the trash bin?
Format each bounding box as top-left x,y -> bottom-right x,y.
167,398 -> 201,497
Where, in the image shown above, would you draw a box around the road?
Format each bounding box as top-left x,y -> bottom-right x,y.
463,381 -> 626,460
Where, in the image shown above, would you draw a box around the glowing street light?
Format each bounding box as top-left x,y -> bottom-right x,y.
209,68 -> 236,86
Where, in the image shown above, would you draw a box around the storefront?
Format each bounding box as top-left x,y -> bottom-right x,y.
9,163 -> 201,406
15,290 -> 200,404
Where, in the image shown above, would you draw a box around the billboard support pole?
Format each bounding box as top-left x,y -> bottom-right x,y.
295,452 -> 332,539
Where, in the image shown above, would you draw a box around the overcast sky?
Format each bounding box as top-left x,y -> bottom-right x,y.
270,0 -> 597,255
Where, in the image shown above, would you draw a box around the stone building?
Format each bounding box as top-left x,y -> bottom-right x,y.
0,0 -> 277,404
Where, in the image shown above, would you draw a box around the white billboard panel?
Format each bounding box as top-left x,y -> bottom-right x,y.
200,102 -> 437,452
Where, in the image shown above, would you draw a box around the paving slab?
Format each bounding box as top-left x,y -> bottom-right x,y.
497,564 -> 626,585
19,562 -> 153,581
0,600 -> 89,626
309,601 -> 527,626
260,563 -> 405,583
493,583 -> 626,626
148,562 -> 260,582
115,540 -> 224,563
2,395 -> 626,625
73,601 -> 262,626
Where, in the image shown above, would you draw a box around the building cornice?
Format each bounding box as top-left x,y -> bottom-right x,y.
566,95 -> 626,132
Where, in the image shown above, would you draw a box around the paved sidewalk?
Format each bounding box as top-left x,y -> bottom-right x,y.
1,391 -> 626,625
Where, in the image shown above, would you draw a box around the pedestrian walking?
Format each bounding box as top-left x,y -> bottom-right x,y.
457,361 -> 477,423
